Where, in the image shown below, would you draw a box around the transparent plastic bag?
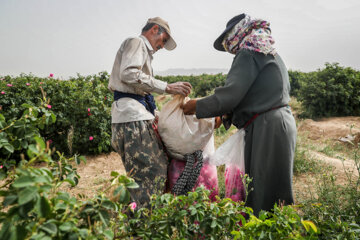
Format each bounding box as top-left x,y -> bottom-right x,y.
168,136 -> 219,201
209,129 -> 245,167
209,129 -> 246,202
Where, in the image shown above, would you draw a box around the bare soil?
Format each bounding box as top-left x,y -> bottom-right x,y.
293,116 -> 360,203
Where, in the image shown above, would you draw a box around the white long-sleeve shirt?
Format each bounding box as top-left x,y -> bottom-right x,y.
108,35 -> 168,123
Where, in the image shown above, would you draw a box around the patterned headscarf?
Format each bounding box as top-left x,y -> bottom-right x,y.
222,14 -> 276,55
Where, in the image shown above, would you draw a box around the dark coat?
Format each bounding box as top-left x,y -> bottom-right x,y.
196,49 -> 297,215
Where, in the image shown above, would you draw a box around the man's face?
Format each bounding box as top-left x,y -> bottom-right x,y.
149,26 -> 170,52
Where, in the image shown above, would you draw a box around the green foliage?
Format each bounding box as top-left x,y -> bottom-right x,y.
299,144 -> 360,239
288,70 -> 307,98
157,73 -> 226,97
297,63 -> 360,118
0,101 -> 56,177
133,187 -> 247,239
232,205 -> 318,239
0,72 -> 113,156
293,146 -> 322,175
0,136 -> 136,240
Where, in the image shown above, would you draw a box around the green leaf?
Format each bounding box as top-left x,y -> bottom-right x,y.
98,209 -> 110,226
59,222 -> 74,232
14,225 -> 27,240
211,220 -> 217,228
28,144 -> 39,155
30,232 -> 48,240
34,175 -> 51,184
34,136 -> 45,150
13,176 -> 34,188
3,144 -> 14,153
3,195 -> 17,207
79,155 -> 86,164
21,140 -> 28,149
114,186 -> 127,203
125,182 -> 139,189
103,229 -> 114,240
35,196 -> 51,218
102,200 -> 116,211
19,200 -> 35,217
63,178 -> 76,187
18,186 -> 38,205
110,171 -> 119,177
301,220 -> 318,233
0,222 -> 11,240
51,113 -> 56,123
40,222 -> 57,235
21,103 -> 33,109
74,155 -> 80,165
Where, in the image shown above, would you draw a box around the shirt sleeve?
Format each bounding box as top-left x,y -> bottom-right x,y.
119,38 -> 167,94
196,50 -> 259,119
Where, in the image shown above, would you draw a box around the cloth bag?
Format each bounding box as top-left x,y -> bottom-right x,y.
209,129 -> 246,202
158,95 -> 215,159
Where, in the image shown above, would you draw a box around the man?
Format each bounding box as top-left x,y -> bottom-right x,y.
108,17 -> 192,208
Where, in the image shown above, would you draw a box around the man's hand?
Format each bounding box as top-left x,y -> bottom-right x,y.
165,82 -> 192,96
181,99 -> 197,115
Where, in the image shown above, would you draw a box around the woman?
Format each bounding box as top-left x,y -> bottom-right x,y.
182,13 -> 297,216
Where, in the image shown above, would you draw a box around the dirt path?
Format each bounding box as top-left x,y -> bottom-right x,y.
309,150 -> 358,176
297,116 -> 360,140
65,152 -> 125,198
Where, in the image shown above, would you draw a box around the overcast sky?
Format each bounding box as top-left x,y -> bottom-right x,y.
1,0 -> 359,78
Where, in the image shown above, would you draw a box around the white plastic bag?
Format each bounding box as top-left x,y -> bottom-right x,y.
158,95 -> 215,159
209,129 -> 245,169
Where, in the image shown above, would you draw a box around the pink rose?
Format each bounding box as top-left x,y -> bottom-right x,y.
26,83 -> 30,86
40,82 -> 44,84
49,73 -> 54,78
7,84 -> 12,87
47,104 -> 52,109
1,91 -> 5,94
89,136 -> 94,141
0,165 -> 3,169
129,202 -> 137,210
87,108 -> 91,112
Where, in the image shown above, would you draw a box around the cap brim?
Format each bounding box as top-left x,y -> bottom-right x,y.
164,35 -> 176,50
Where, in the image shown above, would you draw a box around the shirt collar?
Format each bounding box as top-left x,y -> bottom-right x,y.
139,35 -> 155,55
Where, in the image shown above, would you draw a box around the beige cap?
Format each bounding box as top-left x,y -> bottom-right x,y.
147,17 -> 177,50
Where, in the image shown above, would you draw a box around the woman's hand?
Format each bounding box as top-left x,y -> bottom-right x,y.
181,99 -> 197,115
214,116 -> 222,129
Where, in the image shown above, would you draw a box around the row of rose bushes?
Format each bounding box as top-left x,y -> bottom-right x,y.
0,72 -> 113,158
1,62 -> 359,159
